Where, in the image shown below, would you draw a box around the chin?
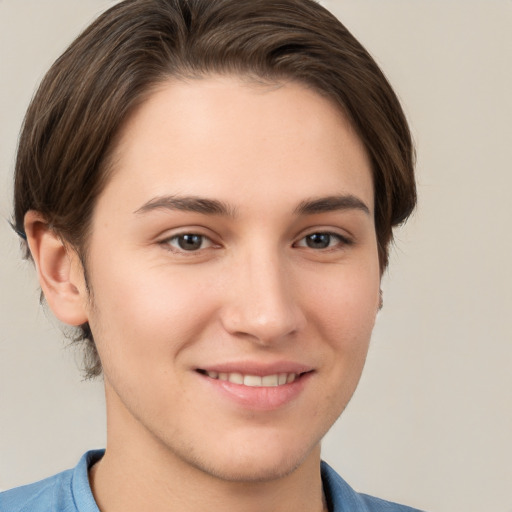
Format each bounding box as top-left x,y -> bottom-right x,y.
191,455 -> 305,483
180,438 -> 321,484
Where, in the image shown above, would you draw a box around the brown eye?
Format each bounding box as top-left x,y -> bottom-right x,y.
295,232 -> 350,250
166,234 -> 211,252
178,234 -> 203,250
305,233 -> 333,249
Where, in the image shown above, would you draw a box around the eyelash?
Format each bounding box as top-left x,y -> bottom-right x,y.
162,233 -> 215,253
161,231 -> 352,254
293,231 -> 352,251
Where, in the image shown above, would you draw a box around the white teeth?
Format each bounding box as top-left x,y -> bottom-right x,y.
228,372 -> 244,384
205,371 -> 299,387
244,375 -> 262,387
262,374 -> 279,387
286,373 -> 297,384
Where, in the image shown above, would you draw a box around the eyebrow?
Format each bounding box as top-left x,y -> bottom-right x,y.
134,195 -> 237,217
294,195 -> 370,216
134,193 -> 370,218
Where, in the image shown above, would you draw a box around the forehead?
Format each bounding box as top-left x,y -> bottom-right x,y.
99,75 -> 373,215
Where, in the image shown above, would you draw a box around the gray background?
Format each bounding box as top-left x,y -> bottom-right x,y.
1,1 -> 511,511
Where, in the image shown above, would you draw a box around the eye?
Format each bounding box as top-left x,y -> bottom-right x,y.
164,233 -> 213,252
295,232 -> 349,250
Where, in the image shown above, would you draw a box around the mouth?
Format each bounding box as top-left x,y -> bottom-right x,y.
195,365 -> 314,410
196,369 -> 307,387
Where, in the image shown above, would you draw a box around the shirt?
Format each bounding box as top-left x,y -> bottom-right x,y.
0,450 -> 425,511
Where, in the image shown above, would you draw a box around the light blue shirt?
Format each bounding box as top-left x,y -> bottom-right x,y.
0,450 -> 425,511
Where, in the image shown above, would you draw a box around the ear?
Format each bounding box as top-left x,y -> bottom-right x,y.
24,211 -> 89,326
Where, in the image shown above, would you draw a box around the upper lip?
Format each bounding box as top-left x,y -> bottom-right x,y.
196,361 -> 314,376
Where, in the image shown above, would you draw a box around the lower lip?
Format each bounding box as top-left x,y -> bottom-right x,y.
199,372 -> 312,411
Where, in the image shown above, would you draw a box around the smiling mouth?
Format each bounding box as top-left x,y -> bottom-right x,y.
197,370 -> 307,387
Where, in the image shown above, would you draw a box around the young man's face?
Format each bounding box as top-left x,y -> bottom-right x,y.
79,76 -> 380,482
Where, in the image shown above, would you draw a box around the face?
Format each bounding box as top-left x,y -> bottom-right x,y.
80,76 -> 380,482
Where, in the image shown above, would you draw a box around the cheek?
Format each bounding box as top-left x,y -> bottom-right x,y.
306,265 -> 379,411
85,255 -> 214,370
303,263 -> 380,343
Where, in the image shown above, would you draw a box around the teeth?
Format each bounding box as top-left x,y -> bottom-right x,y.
262,375 -> 278,387
205,371 -> 299,387
228,372 -> 243,385
286,373 -> 296,384
244,375 -> 262,386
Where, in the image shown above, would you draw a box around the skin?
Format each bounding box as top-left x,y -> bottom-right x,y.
26,76 -> 380,512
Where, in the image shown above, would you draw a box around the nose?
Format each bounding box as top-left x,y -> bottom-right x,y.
220,250 -> 306,345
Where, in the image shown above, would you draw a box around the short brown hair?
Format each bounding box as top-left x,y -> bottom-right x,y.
13,0 -> 416,378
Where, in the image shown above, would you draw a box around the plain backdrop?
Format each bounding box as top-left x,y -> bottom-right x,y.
1,1 -> 511,511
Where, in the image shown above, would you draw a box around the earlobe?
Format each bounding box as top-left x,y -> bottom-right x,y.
24,211 -> 89,326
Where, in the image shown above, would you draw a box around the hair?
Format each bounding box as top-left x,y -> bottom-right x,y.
13,0 -> 416,378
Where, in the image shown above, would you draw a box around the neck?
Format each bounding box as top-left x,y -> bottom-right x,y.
89,387 -> 327,512
90,443 -> 326,512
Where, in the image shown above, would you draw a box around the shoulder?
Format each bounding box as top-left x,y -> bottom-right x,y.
321,461 -> 426,512
0,471 -> 73,512
0,450 -> 103,512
